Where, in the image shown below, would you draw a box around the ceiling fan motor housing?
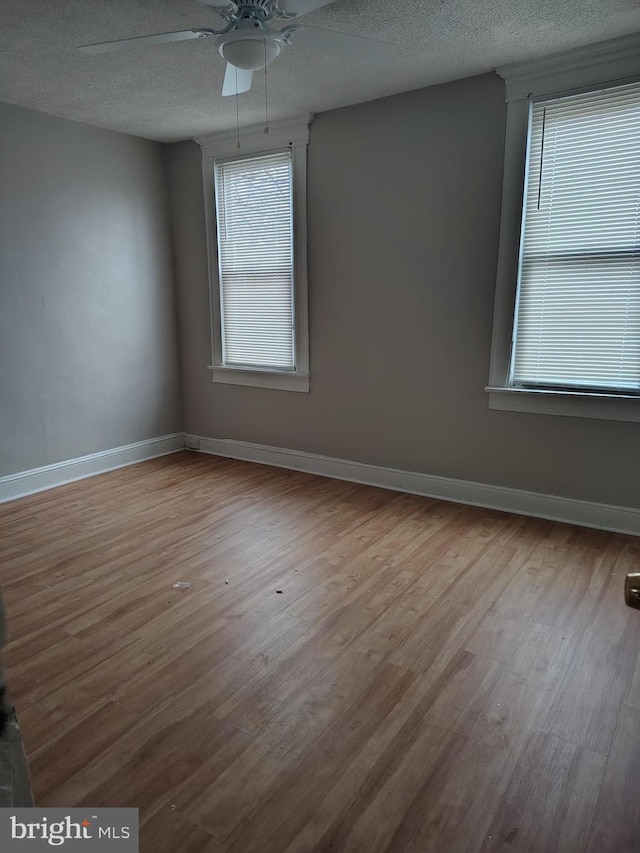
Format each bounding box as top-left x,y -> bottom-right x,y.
237,0 -> 274,15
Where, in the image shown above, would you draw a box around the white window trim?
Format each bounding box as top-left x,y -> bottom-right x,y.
487,33 -> 640,423
196,115 -> 311,392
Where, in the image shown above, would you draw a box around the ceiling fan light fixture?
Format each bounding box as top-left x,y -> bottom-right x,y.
218,32 -> 282,70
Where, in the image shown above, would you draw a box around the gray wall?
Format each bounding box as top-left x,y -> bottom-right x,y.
0,102 -> 182,476
169,72 -> 638,510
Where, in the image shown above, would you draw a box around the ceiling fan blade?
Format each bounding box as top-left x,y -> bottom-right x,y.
288,25 -> 396,63
275,0 -> 337,18
196,0 -> 238,11
78,29 -> 215,54
222,64 -> 254,96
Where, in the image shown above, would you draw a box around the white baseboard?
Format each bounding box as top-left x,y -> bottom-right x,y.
3,431 -> 637,536
187,435 -> 640,537
0,433 -> 185,504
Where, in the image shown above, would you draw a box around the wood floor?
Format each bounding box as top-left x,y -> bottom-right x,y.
1,452 -> 639,852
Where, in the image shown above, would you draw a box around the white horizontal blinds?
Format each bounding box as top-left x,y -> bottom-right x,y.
511,80 -> 640,393
215,150 -> 295,370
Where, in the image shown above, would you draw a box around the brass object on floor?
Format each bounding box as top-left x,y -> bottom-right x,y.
625,573 -> 640,609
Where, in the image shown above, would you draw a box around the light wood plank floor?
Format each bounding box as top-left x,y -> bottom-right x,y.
1,452 -> 639,852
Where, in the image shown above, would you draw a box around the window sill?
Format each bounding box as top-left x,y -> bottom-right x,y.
209,365 -> 310,393
486,386 -> 640,423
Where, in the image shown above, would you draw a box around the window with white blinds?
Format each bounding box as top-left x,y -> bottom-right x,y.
510,80 -> 640,395
214,150 -> 295,371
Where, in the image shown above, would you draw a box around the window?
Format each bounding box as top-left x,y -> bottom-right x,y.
488,37 -> 640,422
215,151 -> 295,371
197,117 -> 310,392
511,83 -> 640,394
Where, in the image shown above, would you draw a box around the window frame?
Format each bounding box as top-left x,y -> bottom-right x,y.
197,116 -> 311,393
487,35 -> 640,423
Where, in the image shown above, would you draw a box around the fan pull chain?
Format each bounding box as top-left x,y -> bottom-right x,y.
235,66 -> 240,149
264,39 -> 270,135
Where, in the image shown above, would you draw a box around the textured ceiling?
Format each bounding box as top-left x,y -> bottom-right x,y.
1,0 -> 640,142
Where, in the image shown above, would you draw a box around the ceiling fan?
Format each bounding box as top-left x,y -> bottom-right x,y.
78,0 -> 396,97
